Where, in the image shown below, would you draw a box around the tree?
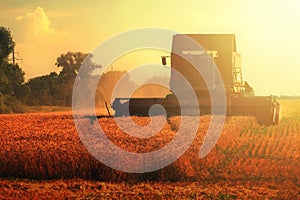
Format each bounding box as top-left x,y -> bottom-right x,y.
0,27 -> 15,64
26,72 -> 61,106
56,52 -> 99,78
0,26 -> 27,113
55,52 -> 100,106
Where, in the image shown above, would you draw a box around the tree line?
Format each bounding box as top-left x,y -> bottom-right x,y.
1,26 -> 171,113
0,26 -> 132,113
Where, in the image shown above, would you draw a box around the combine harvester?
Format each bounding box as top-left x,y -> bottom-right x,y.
111,34 -> 280,125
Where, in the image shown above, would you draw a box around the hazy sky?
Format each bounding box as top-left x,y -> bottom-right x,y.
0,0 -> 299,95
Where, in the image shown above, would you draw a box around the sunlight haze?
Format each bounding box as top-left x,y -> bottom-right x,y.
0,0 -> 299,95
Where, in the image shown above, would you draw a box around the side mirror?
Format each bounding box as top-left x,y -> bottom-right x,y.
161,56 -> 167,65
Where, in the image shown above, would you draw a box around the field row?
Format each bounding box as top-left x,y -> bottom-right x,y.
0,113 -> 299,182
0,179 -> 297,199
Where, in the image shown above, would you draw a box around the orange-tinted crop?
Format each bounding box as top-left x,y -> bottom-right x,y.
0,99 -> 299,199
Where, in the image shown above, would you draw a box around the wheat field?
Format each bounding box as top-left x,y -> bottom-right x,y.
0,99 -> 299,199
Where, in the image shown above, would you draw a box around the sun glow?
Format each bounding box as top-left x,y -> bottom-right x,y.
0,0 -> 299,95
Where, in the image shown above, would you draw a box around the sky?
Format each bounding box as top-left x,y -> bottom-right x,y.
0,0 -> 300,95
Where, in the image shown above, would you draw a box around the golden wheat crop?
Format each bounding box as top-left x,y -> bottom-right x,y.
0,99 -> 299,198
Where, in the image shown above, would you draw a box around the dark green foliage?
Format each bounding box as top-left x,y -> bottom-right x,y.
26,72 -> 62,106
0,27 -> 15,64
55,52 -> 100,106
0,27 -> 105,110
0,27 -> 27,113
0,92 -> 25,113
0,63 -> 25,94
25,52 -> 100,107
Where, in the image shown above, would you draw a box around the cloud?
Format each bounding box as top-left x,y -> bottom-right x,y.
14,6 -> 67,42
8,7 -> 73,79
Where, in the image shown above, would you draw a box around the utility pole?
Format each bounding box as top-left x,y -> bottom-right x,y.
12,49 -> 15,64
11,46 -> 22,64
